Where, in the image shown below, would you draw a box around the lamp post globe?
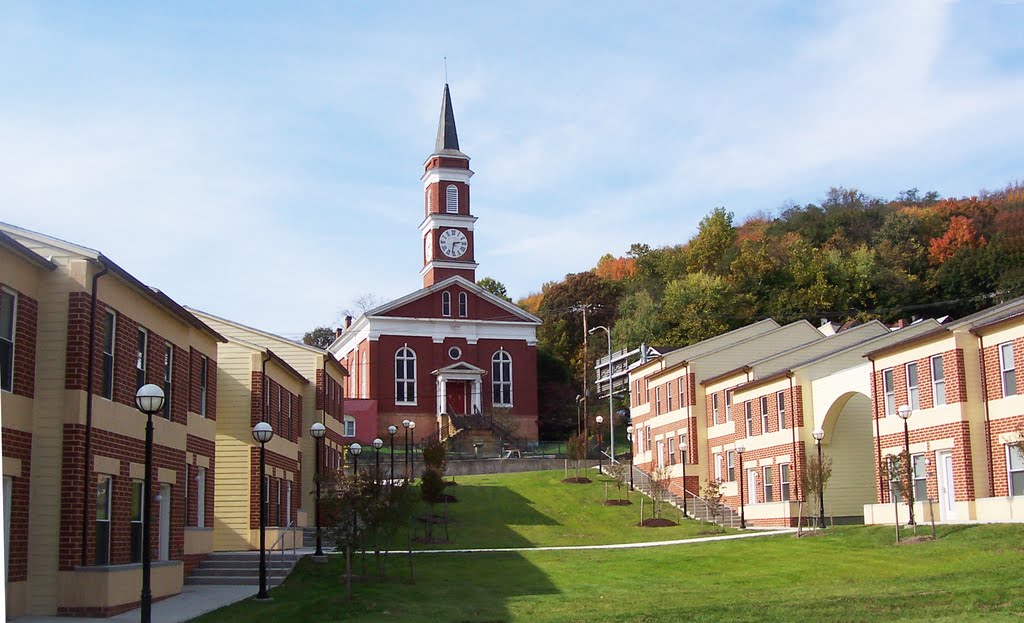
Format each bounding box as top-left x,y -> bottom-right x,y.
626,425 -> 635,491
387,425 -> 398,483
372,438 -> 383,483
812,427 -> 826,529
736,443 -> 746,529
402,420 -> 411,480
350,441 -> 362,474
134,384 -> 165,623
595,415 -> 604,473
896,405 -> 915,525
251,421 -> 274,600
310,422 -> 326,557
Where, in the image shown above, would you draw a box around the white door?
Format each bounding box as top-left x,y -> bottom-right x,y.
937,450 -> 956,521
656,441 -> 665,468
747,468 -> 757,505
197,468 -> 206,528
158,484 -> 171,560
3,476 -> 12,578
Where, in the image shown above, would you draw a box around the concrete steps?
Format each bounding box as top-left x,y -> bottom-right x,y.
185,551 -> 302,586
627,465 -> 741,528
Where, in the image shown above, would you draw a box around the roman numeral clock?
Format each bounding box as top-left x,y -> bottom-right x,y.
438,228 -> 468,258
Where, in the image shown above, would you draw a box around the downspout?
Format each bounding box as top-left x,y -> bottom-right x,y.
788,372 -> 799,502
81,261 -> 108,567
261,352 -> 271,423
871,358 -> 885,503
684,367 -> 691,495
977,333 -> 995,497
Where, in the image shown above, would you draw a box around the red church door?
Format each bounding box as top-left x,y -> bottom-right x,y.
446,381 -> 468,415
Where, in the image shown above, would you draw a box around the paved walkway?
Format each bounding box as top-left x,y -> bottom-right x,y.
13,532 -> 793,622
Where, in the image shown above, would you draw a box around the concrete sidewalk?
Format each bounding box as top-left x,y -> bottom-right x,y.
15,585 -> 255,623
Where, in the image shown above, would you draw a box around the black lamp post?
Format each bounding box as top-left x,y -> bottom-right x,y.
596,415 -> 604,474
812,427 -> 826,529
252,421 -> 275,600
408,421 -> 416,479
134,384 -> 165,623
736,442 -> 747,529
626,425 -> 634,491
350,442 -> 362,475
310,422 -> 326,557
372,438 -> 383,485
680,433 -> 688,517
387,425 -> 397,484
402,419 -> 411,481
897,404 -> 916,526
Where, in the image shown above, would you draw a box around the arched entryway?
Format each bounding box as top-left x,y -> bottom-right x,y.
817,391 -> 875,523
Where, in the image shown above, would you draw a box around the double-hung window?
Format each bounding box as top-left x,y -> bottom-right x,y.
458,292 -> 468,318
130,480 -> 144,562
197,467 -> 206,528
931,355 -> 945,406
95,476 -> 112,565
1008,445 -> 1024,496
666,382 -> 673,412
163,345 -> 173,419
888,455 -> 926,502
344,415 -> 356,437
760,396 -> 769,433
285,390 -> 292,441
0,288 -> 15,393
276,384 -> 282,434
712,394 -> 720,425
727,450 -> 735,482
780,463 -> 791,501
199,355 -> 208,416
777,391 -> 786,430
744,401 -> 752,437
136,328 -> 148,390
726,390 -> 734,422
102,311 -> 116,399
763,465 -> 773,503
714,453 -> 723,481
668,437 -> 676,465
395,347 -> 416,405
678,379 -> 685,408
645,426 -> 651,452
492,350 -> 513,406
655,387 -> 662,415
912,454 -> 927,501
906,362 -> 920,410
1000,342 -> 1016,397
678,434 -> 687,464
441,291 -> 451,317
883,368 -> 895,416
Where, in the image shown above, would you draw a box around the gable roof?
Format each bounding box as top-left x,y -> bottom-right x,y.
432,361 -> 487,375
365,275 -> 541,324
0,230 -> 56,271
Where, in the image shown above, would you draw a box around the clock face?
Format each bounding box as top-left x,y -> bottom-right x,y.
438,228 -> 468,258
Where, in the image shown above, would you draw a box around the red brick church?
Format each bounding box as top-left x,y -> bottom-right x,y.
329,84 -> 541,444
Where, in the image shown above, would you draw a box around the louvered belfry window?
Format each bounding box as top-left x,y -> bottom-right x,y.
446,184 -> 458,213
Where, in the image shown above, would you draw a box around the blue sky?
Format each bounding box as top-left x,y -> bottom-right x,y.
2,1 -> 1022,337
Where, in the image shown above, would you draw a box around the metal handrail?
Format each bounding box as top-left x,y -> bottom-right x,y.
629,465 -> 739,528
268,519 -> 297,581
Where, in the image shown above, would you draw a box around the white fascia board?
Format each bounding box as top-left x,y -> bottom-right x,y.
0,221 -> 99,260
420,168 -> 474,185
367,316 -> 538,346
419,260 -> 480,276
418,214 -> 478,233
329,315 -> 372,357
364,275 -> 542,325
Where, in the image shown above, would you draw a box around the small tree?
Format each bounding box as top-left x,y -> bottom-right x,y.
419,467 -> 447,543
648,466 -> 671,519
606,462 -> 629,501
801,453 -> 833,518
422,438 -> 448,474
566,432 -> 588,482
701,479 -> 725,532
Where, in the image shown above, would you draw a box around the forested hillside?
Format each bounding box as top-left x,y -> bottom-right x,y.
523,182 -> 1024,437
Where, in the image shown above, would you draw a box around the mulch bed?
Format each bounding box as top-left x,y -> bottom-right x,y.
603,499 -> 632,506
562,477 -> 592,484
639,518 -> 678,528
438,494 -> 458,503
898,535 -> 935,545
418,514 -> 447,524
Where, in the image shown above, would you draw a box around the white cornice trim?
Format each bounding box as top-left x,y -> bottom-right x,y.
420,168 -> 474,185
420,260 -> 479,276
419,214 -> 478,233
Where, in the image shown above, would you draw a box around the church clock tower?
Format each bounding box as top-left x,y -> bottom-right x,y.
420,84 -> 478,287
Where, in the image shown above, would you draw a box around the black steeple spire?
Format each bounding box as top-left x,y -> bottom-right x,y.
434,83 -> 461,154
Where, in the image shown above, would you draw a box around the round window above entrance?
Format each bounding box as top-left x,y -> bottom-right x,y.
448,346 -> 462,360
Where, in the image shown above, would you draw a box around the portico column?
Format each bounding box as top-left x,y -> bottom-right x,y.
472,378 -> 483,414
437,376 -> 447,415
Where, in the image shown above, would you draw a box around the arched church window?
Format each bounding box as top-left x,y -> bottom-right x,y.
446,184 -> 458,213
441,291 -> 451,317
458,292 -> 468,317
395,346 -> 416,405
492,349 -> 513,407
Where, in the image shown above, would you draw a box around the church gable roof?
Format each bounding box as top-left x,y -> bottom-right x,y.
367,276 -> 541,324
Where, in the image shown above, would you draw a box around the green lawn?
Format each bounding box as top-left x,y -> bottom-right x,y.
191,470 -> 1024,622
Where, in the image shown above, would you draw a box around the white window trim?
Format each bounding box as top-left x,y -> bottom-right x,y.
163,344 -> 173,419
1007,445 -> 1024,497
760,396 -> 769,433
344,415 -> 356,437
197,468 -> 206,528
763,465 -> 773,503
727,450 -> 735,482
199,355 -> 208,416
655,387 -> 661,414
930,355 -> 945,406
883,368 -> 895,416
744,401 -> 752,437
780,463 -> 791,501
777,391 -> 786,430
458,292 -> 468,318
102,310 -> 117,400
136,327 -> 148,390
999,342 -> 1016,398
0,287 -> 17,394
441,291 -> 451,317
726,390 -> 734,422
906,362 -> 920,410
712,393 -> 719,425
395,346 -> 417,406
446,184 -> 459,213
492,349 -> 513,407
666,382 -> 673,412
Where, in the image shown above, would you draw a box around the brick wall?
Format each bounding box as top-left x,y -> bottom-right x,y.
980,338 -> 1023,400
873,349 -> 967,416
2,427 -> 31,581
316,369 -> 345,420
248,446 -> 300,531
988,414 -> 1024,497
7,288 -> 39,397
185,434 -> 216,528
874,421 -> 975,503
726,440 -> 810,510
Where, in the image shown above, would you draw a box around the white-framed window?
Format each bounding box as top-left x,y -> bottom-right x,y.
636,427 -> 643,453
199,355 -> 208,416
727,450 -> 735,482
344,415 -> 356,437
197,467 -> 206,528
441,291 -> 451,317
913,454 -> 927,501
906,362 -> 920,410
1008,445 -> 1024,496
102,310 -> 116,400
668,437 -> 676,465
655,387 -> 662,414
492,349 -> 513,406
678,434 -> 687,464
726,390 -> 734,422
458,292 -> 468,318
678,380 -> 686,408
129,480 -> 144,563
163,344 -> 173,419
645,426 -> 651,451
95,475 -> 112,565
763,465 -> 774,503
777,391 -> 786,430
0,288 -> 15,393
780,463 -> 791,501
931,355 -> 945,406
395,346 -> 416,405
446,184 -> 459,213
285,389 -> 292,440
744,401 -> 752,437
666,382 -> 673,412
276,384 -> 282,435
1000,342 -> 1016,397
714,453 -> 723,481
760,395 -> 769,433
136,327 -> 148,390
712,393 -> 719,425
883,368 -> 895,416
276,479 -> 283,526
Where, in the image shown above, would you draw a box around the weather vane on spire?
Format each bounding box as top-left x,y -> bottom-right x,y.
444,56 -> 448,84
